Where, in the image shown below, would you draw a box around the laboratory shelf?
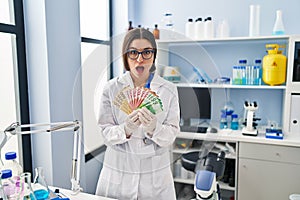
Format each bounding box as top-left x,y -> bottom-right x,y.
172,148 -> 236,159
157,35 -> 289,45
175,82 -> 286,89
174,178 -> 235,191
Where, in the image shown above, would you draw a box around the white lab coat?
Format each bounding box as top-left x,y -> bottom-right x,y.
95,71 -> 180,200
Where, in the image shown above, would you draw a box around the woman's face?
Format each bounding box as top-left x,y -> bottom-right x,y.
127,39 -> 154,82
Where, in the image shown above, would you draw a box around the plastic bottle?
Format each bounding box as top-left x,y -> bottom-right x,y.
185,18 -> 194,39
272,10 -> 285,35
220,113 -> 228,129
3,152 -> 23,179
216,19 -> 230,38
153,24 -> 160,39
161,12 -> 175,39
231,114 -> 239,130
194,17 -> 204,40
1,169 -> 18,199
204,17 -> 214,39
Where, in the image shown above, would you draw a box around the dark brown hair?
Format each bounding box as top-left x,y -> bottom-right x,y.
122,28 -> 157,72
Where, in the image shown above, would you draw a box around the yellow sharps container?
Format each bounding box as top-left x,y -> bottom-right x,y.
262,44 -> 287,86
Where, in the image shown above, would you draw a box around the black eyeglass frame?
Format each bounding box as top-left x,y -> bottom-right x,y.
126,49 -> 156,60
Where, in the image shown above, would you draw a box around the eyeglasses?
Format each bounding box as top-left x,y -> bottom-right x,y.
126,49 -> 155,60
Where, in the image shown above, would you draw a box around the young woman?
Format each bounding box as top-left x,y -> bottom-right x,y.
96,28 -> 180,200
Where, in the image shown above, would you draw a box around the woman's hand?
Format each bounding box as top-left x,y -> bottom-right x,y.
138,107 -> 157,137
124,110 -> 141,138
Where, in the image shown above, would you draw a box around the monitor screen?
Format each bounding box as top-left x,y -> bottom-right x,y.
177,86 -> 211,126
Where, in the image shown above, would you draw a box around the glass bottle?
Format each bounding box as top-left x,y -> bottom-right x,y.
272,10 -> 285,35
1,169 -> 18,200
153,24 -> 160,39
231,114 -> 239,130
3,152 -> 23,178
20,173 -> 37,200
0,172 -> 8,200
32,167 -> 49,200
220,113 -> 228,129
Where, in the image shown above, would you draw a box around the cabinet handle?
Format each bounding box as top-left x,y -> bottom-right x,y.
275,152 -> 280,157
243,165 -> 247,168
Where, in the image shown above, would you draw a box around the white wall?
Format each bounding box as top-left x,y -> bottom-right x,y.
23,0 -> 84,189
130,0 -> 300,37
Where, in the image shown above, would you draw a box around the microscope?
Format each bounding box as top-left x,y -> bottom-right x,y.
242,101 -> 261,136
193,151 -> 226,200
181,148 -> 226,200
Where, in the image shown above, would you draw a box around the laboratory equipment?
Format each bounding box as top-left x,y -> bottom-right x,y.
20,172 -> 37,200
162,66 -> 181,83
249,5 -> 260,37
3,152 -> 23,178
152,24 -> 160,39
242,101 -> 260,136
181,149 -> 226,200
204,17 -> 214,39
262,44 -> 287,85
3,120 -> 82,194
230,114 -> 239,130
33,167 -> 50,200
185,18 -> 194,39
177,87 -> 211,127
1,169 -> 19,199
0,172 -> 7,200
219,113 -> 228,129
194,18 -> 204,40
272,10 -> 285,35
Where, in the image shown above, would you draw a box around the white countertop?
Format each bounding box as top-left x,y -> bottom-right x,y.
49,187 -> 116,200
177,129 -> 300,147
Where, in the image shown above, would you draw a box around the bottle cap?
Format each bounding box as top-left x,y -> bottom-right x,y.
1,169 -> 12,179
232,114 -> 238,118
5,152 -> 17,160
188,18 -> 193,22
206,17 -> 212,21
255,59 -> 261,64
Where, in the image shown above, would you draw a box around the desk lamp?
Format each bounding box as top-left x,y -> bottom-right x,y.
1,120 -> 82,194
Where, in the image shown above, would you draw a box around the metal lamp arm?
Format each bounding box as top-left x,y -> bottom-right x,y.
3,120 -> 82,194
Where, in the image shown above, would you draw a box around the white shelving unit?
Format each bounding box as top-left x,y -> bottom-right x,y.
158,35 -> 300,200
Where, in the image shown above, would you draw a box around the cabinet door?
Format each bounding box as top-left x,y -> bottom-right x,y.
238,158 -> 300,200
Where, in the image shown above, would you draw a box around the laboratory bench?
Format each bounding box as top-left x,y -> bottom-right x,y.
49,187 -> 116,200
172,129 -> 300,200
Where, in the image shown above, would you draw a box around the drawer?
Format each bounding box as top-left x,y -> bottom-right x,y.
239,142 -> 300,164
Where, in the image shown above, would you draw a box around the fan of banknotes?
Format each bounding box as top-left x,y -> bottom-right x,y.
113,86 -> 163,115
